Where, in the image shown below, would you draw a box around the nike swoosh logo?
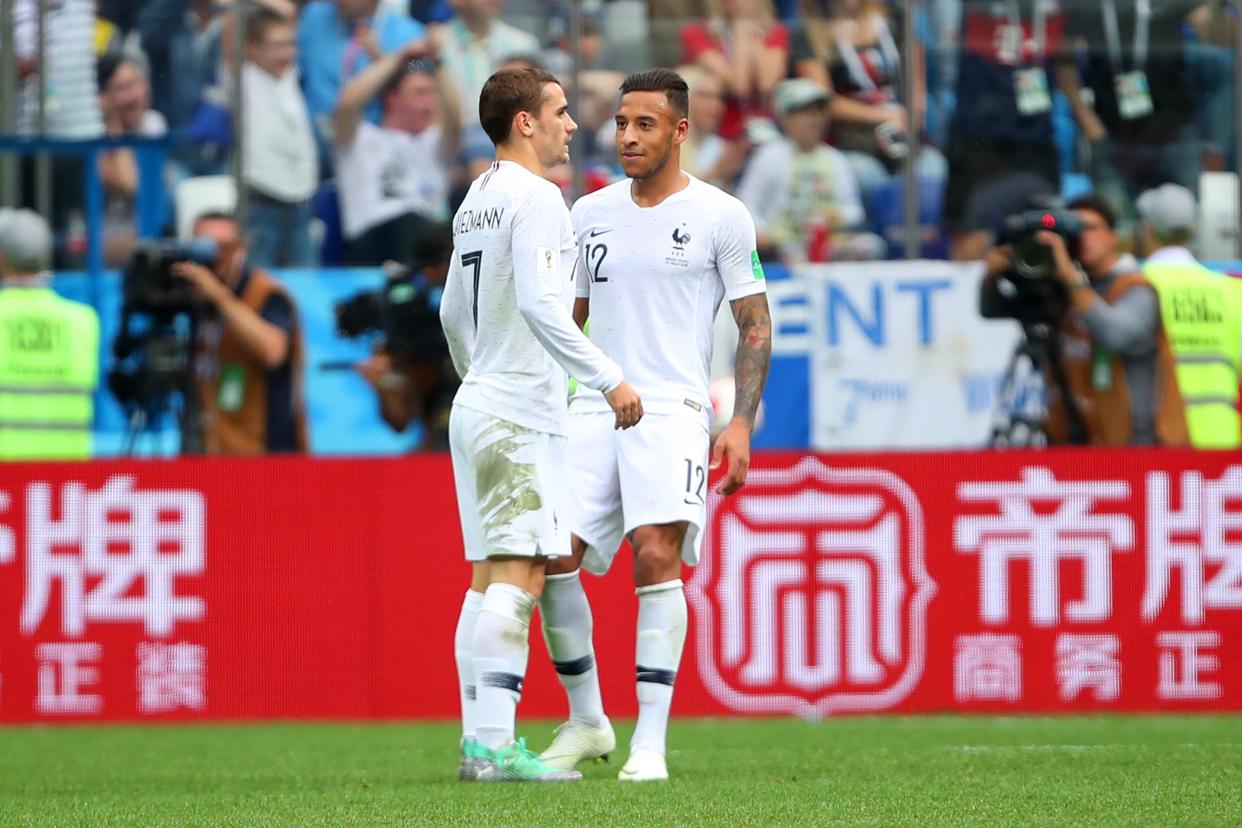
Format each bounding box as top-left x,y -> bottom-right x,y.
588,228 -> 613,237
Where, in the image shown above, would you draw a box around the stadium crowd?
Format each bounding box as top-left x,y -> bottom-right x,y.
1,0 -> 1234,267
1,0 -> 1240,457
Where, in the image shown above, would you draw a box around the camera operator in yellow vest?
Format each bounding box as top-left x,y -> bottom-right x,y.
1138,184 -> 1242,449
0,209 -> 101,460
174,212 -> 308,454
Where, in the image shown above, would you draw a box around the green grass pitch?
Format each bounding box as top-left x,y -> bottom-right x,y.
3,716 -> 1240,826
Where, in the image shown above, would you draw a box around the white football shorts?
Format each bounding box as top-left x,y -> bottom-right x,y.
568,409 -> 710,576
449,405 -> 571,561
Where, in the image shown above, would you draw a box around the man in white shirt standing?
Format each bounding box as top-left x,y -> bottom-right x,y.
334,38 -> 461,265
535,68 -> 773,782
243,8 -> 319,267
439,66 -> 643,782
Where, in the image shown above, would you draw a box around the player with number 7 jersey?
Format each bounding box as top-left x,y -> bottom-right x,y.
438,67 -> 642,783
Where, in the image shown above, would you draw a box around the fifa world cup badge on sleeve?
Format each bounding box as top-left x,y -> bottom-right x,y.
537,246 -> 558,278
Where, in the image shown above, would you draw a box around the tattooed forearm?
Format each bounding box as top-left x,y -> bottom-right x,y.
730,292 -> 773,428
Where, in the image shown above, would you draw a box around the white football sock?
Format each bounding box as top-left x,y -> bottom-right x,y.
453,589 -> 484,743
539,570 -> 605,727
631,579 -> 687,756
472,582 -> 537,750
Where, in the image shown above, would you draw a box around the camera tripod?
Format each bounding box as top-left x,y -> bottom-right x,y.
111,311 -> 205,456
989,320 -> 1088,448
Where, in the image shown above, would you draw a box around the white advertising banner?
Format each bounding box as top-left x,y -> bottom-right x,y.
799,261 -> 1021,449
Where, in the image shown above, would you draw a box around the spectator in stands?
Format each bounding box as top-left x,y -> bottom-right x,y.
792,0 -> 946,206
97,54 -> 168,267
333,39 -> 460,265
946,0 -> 1064,262
541,6 -> 607,77
137,0 -> 226,138
242,8 -> 319,268
680,0 -> 790,139
9,0 -> 103,138
679,65 -> 750,192
980,195 -> 1188,446
298,0 -> 427,149
437,0 -> 540,126
1186,2 -> 1236,173
1057,0 -> 1201,238
354,220 -> 458,450
737,78 -> 884,262
178,212 -> 308,454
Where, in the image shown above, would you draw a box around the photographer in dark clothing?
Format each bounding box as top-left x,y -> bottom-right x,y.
981,195 -> 1188,446
352,220 -> 457,450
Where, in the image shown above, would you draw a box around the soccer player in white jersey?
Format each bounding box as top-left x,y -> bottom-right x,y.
535,68 -> 773,781
438,67 -> 644,783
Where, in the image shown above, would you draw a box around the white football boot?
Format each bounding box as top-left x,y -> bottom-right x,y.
618,746 -> 669,782
539,717 -> 617,771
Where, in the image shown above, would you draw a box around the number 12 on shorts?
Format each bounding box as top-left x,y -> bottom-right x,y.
684,458 -> 705,504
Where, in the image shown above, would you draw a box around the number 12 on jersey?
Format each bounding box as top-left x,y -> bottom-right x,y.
684,458 -> 705,504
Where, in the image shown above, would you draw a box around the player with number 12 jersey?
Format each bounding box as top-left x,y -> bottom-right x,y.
535,68 -> 772,782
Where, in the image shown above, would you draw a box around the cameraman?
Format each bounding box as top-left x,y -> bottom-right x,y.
174,212 -> 309,454
981,195 -> 1188,446
353,220 -> 457,450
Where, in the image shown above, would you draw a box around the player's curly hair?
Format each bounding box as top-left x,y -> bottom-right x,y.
620,68 -> 690,120
479,67 -> 561,147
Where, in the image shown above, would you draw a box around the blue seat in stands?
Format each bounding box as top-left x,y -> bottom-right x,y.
868,176 -> 948,259
314,181 -> 345,267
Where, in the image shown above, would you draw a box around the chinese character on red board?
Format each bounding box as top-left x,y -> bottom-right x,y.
1056,634 -> 1120,702
136,641 -> 207,714
689,458 -> 934,718
18,476 -> 205,638
955,468 -> 1133,626
1143,468 -> 1242,625
36,642 -> 102,715
954,634 -> 1022,703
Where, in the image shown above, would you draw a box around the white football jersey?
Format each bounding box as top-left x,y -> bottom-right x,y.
440,160 -> 624,436
570,174 -> 767,425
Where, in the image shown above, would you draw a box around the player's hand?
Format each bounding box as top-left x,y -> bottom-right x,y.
710,418 -> 751,496
604,381 -> 643,430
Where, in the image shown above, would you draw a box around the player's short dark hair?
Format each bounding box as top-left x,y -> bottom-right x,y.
246,7 -> 290,45
1067,195 -> 1118,231
479,67 -> 561,147
619,68 -> 690,121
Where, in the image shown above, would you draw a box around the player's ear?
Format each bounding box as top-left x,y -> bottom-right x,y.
515,110 -> 535,138
674,116 -> 690,145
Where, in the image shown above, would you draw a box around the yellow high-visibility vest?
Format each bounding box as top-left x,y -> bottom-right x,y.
1145,261 -> 1242,449
0,284 -> 100,459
